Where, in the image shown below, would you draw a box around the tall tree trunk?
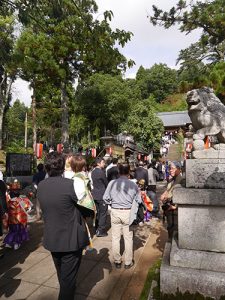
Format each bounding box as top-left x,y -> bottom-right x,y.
0,74 -> 13,150
61,81 -> 69,151
0,109 -> 4,150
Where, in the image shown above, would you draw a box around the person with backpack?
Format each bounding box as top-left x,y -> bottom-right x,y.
37,152 -> 89,300
70,155 -> 96,217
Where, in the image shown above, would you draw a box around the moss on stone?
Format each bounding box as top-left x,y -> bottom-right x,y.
161,289 -> 225,299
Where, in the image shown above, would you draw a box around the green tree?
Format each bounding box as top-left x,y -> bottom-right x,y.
4,100 -> 30,151
0,14 -> 16,149
76,73 -> 139,144
121,98 -> 164,150
12,0 -> 134,149
136,64 -> 178,102
208,61 -> 225,102
150,0 -> 225,63
150,1 -> 225,99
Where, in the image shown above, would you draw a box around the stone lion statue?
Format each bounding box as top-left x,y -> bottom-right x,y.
186,87 -> 225,143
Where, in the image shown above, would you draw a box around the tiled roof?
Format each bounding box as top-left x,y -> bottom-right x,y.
157,111 -> 191,127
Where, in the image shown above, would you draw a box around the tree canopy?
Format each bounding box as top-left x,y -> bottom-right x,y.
136,64 -> 178,102
150,0 -> 225,63
150,0 -> 225,102
121,99 -> 164,150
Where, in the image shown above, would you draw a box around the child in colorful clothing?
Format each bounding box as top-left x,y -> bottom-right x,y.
4,184 -> 32,250
137,179 -> 153,225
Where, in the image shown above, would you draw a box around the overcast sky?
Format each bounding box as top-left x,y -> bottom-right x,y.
12,0 -> 201,106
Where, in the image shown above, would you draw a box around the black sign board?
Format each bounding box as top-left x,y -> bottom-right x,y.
6,153 -> 33,176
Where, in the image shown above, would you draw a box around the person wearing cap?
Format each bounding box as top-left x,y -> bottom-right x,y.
160,161 -> 184,241
103,163 -> 142,269
91,157 -> 108,237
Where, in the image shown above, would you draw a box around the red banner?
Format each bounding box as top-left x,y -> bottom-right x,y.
36,143 -> 43,158
57,144 -> 63,153
91,148 -> 96,158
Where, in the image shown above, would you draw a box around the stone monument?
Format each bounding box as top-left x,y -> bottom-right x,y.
160,87 -> 225,299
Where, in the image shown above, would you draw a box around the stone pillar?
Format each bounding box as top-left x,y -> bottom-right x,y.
160,155 -> 225,299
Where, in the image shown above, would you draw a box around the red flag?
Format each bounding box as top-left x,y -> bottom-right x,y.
91,148 -> 96,158
36,143 -> 43,158
57,144 -> 63,153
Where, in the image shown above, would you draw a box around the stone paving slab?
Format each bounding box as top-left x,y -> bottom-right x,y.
76,261 -> 114,298
0,280 -> 39,300
43,273 -> 59,289
1,251 -> 49,277
15,255 -> 56,284
26,286 -> 59,300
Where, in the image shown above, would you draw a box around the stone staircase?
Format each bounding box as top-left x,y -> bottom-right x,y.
166,143 -> 182,161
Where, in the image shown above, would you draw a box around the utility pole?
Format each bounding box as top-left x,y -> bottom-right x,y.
31,95 -> 37,156
24,111 -> 28,149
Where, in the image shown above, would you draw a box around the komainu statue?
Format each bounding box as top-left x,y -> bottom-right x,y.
186,87 -> 225,143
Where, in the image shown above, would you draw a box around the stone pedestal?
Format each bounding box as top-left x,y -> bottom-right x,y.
160,157 -> 225,299
175,186 -> 225,252
161,242 -> 225,299
186,159 -> 225,189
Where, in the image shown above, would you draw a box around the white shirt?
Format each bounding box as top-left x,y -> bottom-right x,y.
64,170 -> 75,179
73,176 -> 86,201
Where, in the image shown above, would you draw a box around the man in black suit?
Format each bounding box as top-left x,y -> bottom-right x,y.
106,157 -> 119,182
37,152 -> 89,300
134,161 -> 149,188
91,157 -> 108,237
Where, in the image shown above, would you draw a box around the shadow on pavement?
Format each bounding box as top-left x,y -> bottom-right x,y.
76,247 -> 112,298
0,221 -> 43,298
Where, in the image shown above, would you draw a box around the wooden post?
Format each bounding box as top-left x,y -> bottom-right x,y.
24,112 -> 28,149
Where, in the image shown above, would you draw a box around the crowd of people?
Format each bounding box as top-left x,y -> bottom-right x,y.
0,152 -> 184,300
160,132 -> 178,157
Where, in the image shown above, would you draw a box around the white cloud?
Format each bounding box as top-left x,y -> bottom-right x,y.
96,0 -> 201,76
11,78 -> 33,107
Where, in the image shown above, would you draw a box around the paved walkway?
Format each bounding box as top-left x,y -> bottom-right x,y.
0,183 -> 167,300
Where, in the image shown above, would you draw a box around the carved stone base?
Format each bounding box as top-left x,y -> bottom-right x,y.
186,158 -> 225,188
160,242 -> 225,299
170,238 -> 225,272
192,148 -> 225,159
173,186 -> 225,252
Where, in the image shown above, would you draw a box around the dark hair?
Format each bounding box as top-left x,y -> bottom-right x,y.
112,157 -> 118,164
95,157 -> 104,165
44,152 -> 65,177
118,163 -> 130,176
138,161 -> 144,167
37,163 -> 44,172
70,155 -> 86,173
